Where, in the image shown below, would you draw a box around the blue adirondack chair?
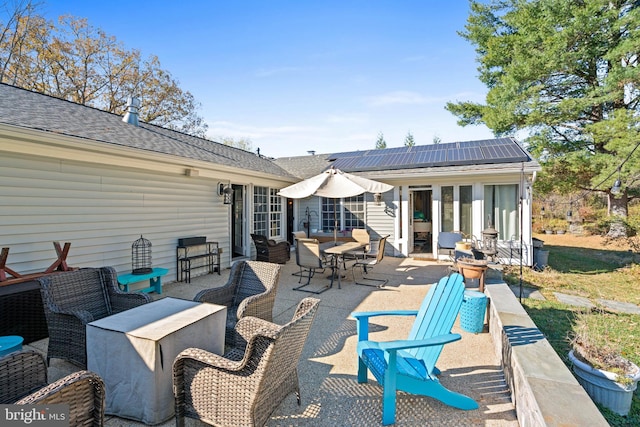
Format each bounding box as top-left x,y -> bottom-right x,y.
351,272 -> 478,425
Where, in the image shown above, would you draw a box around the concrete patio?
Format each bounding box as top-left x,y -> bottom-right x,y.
24,255 -> 600,426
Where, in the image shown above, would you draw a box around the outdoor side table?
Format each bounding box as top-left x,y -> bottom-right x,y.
86,297 -> 226,425
117,267 -> 168,294
460,290 -> 487,334
0,335 -> 23,356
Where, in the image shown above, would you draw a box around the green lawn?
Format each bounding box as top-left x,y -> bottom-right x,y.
503,237 -> 640,426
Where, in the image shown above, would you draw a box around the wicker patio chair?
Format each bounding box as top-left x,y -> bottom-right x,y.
0,349 -> 105,426
173,297 -> 320,427
193,260 -> 281,347
38,266 -> 152,368
250,234 -> 290,264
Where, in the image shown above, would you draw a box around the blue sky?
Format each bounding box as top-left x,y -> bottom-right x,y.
43,1 -> 494,158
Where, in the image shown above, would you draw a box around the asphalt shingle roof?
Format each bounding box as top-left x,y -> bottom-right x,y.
271,153 -> 333,179
0,83 -> 538,177
0,83 -> 294,179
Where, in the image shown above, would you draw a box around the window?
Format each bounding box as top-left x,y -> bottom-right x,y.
343,195 -> 365,230
253,186 -> 283,239
321,198 -> 338,232
253,187 -> 268,237
441,186 -> 454,231
459,185 -> 472,237
321,194 -> 365,232
484,184 -> 519,240
269,188 -> 282,237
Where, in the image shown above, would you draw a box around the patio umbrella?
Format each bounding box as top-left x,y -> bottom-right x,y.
278,167 -> 393,244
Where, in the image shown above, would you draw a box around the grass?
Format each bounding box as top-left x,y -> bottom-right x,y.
503,233 -> 640,426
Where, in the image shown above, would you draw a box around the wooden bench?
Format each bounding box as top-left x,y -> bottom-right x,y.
117,267 -> 168,294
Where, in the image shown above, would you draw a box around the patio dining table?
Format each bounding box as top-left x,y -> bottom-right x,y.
320,241 -> 366,289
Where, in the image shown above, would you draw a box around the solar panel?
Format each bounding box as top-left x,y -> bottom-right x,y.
355,155 -> 385,168
384,152 -> 416,166
327,150 -> 373,160
327,137 -> 531,172
330,157 -> 360,170
448,145 -> 484,163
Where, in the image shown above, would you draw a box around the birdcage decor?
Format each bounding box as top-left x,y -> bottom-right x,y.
132,235 -> 153,275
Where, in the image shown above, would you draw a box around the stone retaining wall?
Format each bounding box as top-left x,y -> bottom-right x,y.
485,283 -> 609,427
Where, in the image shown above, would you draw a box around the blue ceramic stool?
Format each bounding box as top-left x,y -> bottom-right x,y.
460,290 -> 487,333
0,335 -> 24,356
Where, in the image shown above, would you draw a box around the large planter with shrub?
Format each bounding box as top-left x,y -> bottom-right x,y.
568,349 -> 640,416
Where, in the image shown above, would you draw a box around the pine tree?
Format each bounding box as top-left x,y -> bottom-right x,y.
404,131 -> 415,147
375,132 -> 387,149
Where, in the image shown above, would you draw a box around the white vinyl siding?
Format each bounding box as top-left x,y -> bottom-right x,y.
0,153 -> 231,281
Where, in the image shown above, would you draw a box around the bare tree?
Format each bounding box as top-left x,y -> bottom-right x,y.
0,2 -> 208,137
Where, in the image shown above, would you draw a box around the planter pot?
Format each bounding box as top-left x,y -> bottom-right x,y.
533,249 -> 549,271
545,229 -> 554,234
455,241 -> 472,251
568,349 -> 640,416
556,230 -> 566,235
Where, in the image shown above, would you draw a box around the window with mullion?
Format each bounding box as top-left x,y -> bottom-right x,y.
253,186 -> 268,237
321,197 -> 338,232
269,188 -> 282,237
321,195 -> 365,232
343,195 -> 365,230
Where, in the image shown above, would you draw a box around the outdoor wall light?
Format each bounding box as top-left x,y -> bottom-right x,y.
222,185 -> 234,204
217,182 -> 234,204
373,193 -> 382,205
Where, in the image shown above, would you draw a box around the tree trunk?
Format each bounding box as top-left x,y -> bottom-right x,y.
607,191 -> 628,238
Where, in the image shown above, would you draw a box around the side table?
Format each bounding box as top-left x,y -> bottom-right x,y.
117,267 -> 168,294
0,335 -> 24,356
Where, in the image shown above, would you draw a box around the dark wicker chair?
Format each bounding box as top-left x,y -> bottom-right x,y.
173,297 -> 320,427
38,266 -> 152,368
0,349 -> 105,426
193,260 -> 281,347
250,234 -> 290,264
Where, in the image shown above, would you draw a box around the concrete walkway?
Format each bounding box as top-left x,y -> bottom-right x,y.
509,284 -> 640,314
27,257 -> 518,426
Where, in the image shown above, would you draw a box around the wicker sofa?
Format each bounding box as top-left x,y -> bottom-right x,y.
250,234 -> 290,264
193,260 -> 281,347
0,349 -> 105,426
173,297 -> 320,427
38,266 -> 152,367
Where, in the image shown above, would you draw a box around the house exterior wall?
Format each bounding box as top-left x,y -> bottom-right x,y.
0,126 -> 294,282
0,151 -> 233,280
389,170 -> 534,265
289,190 -> 396,255
287,168 -> 534,265
294,165 -> 536,265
